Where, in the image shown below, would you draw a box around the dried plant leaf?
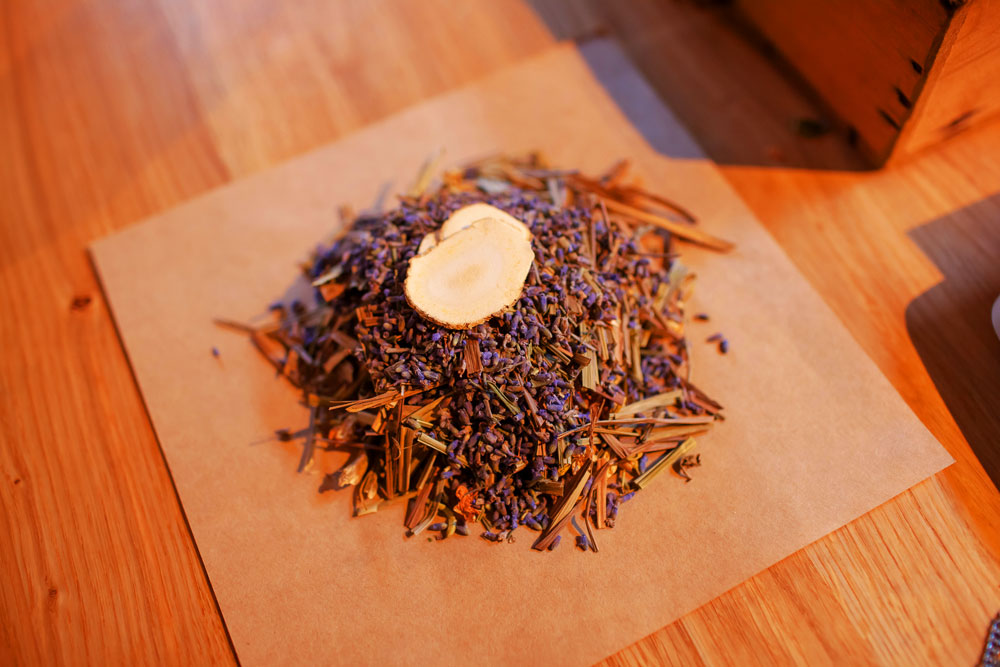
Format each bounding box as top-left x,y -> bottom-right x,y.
631,438 -> 697,490
532,463 -> 592,550
249,331 -> 286,372
328,450 -> 369,489
534,479 -> 564,495
404,480 -> 435,529
631,429 -> 708,455
599,432 -> 629,459
580,348 -> 599,390
600,159 -> 631,187
329,390 -> 400,413
602,198 -> 733,252
594,465 -> 609,528
407,395 -> 450,422
614,390 -> 682,417
296,406 -> 318,472
614,184 -> 697,223
311,265 -> 344,287
408,148 -> 444,197
645,424 -> 712,441
415,432 -> 448,455
464,339 -> 483,375
476,178 -> 511,195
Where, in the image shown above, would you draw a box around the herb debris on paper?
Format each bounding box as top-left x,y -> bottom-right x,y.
222,153 -> 731,552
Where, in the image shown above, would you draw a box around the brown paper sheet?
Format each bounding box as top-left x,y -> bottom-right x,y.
91,40 -> 951,665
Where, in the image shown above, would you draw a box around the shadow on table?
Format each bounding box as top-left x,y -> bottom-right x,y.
524,0 -> 871,171
905,194 -> 1000,487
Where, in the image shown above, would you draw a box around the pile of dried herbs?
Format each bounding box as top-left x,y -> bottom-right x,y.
232,153 -> 729,551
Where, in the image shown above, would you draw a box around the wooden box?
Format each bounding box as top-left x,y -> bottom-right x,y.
732,0 -> 1000,165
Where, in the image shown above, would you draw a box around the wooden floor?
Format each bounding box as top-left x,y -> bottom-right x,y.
2,0 -> 999,664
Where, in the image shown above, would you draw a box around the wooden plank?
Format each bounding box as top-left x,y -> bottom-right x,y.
729,0 -> 1000,164
731,0 -> 951,163
896,0 -> 1000,158
0,1 -> 234,664
87,39 -> 948,664
2,0 -> 999,665
0,1 -> 556,664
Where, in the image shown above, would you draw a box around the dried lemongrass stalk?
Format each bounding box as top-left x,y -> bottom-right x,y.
404,217 -> 534,329
601,198 -> 734,252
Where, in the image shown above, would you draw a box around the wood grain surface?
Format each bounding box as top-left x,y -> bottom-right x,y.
897,0 -> 1000,159
2,1 -> 999,665
730,0 -> 950,163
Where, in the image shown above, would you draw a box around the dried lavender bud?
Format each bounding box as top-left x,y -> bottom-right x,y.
239,153 -> 726,552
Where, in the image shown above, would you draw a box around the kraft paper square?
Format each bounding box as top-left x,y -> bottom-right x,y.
91,40 -> 951,666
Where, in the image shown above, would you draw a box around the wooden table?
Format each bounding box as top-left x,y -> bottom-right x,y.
3,1 -> 999,664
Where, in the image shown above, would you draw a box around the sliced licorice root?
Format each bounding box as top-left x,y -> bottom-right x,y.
416,203 -> 531,255
405,216 -> 534,329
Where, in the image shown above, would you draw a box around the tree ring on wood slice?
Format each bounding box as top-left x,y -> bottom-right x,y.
404,217 -> 534,329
